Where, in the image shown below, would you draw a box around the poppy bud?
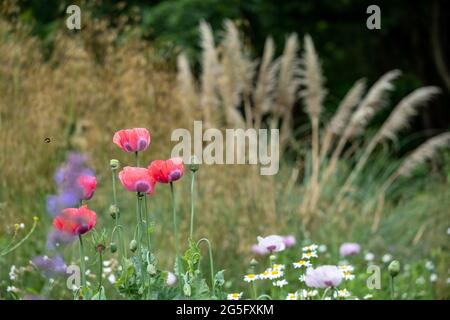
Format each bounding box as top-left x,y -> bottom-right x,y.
110,242 -> 117,253
388,260 -> 400,277
250,258 -> 258,267
189,155 -> 200,172
109,204 -> 120,219
147,264 -> 156,275
183,283 -> 191,296
129,239 -> 138,252
110,159 -> 120,170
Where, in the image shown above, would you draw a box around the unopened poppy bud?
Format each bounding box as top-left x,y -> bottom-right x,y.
269,254 -> 276,262
250,258 -> 258,267
110,159 -> 120,170
109,204 -> 120,219
110,242 -> 117,253
129,239 -> 138,252
147,264 -> 156,275
189,155 -> 200,172
388,260 -> 401,277
183,283 -> 191,296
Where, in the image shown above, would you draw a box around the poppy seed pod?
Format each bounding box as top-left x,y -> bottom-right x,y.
129,239 -> 138,252
109,204 -> 120,219
388,260 -> 401,277
110,159 -> 120,170
189,155 -> 200,172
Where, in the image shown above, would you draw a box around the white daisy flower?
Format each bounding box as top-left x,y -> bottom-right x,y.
267,268 -> 284,280
302,251 -> 318,259
302,244 -> 318,252
307,290 -> 318,297
244,274 -> 259,282
84,256 -> 89,261
19,223 -> 25,229
272,264 -> 285,271
338,265 -> 354,272
342,271 -> 355,280
425,261 -> 435,271
293,259 -> 312,269
382,254 -> 392,263
108,274 -> 116,284
227,292 -> 243,300
298,275 -> 306,282
7,286 -> 18,292
103,260 -> 111,267
364,252 -> 375,261
416,277 -> 425,285
430,274 -> 438,282
318,245 -> 327,253
273,279 -> 288,287
335,289 -> 351,298
286,292 -> 298,300
298,289 -> 308,299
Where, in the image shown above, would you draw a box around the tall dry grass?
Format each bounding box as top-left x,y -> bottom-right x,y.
0,13 -> 449,278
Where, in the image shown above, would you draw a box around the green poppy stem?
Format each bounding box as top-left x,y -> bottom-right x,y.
78,235 -> 86,289
189,171 -> 196,239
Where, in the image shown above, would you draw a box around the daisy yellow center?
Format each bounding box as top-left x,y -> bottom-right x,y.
231,293 -> 240,298
246,274 -> 256,279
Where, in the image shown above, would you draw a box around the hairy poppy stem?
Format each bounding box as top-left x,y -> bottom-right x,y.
170,182 -> 182,293
189,171 -> 196,239
78,235 -> 86,289
143,196 -> 151,250
135,193 -> 145,283
111,166 -> 125,261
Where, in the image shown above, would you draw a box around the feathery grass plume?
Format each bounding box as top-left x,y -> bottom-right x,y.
218,19 -> 254,128
374,86 -> 441,144
199,20 -> 221,128
300,35 -> 326,212
254,37 -> 279,130
320,79 -> 366,159
337,86 -> 441,199
323,70 -> 401,180
396,132 -> 450,177
371,132 -> 450,231
176,53 -> 200,118
271,33 -> 301,150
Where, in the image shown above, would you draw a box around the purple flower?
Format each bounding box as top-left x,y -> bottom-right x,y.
305,265 -> 343,288
255,235 -> 286,254
32,255 -> 67,277
282,235 -> 296,248
46,229 -> 75,250
339,243 -> 361,257
47,152 -> 94,216
251,244 -> 269,256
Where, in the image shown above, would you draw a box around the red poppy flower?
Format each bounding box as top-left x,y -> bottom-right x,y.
53,205 -> 96,236
77,175 -> 97,200
118,166 -> 156,194
148,157 -> 185,183
113,128 -> 150,153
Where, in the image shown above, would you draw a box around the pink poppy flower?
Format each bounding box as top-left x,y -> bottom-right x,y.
148,157 -> 185,183
256,235 -> 286,253
118,166 -> 156,194
113,128 -> 150,153
339,243 -> 361,257
305,265 -> 343,288
53,205 -> 96,236
283,235 -> 296,248
77,175 -> 97,200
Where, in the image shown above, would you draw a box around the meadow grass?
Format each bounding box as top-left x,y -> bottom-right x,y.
0,15 -> 448,299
